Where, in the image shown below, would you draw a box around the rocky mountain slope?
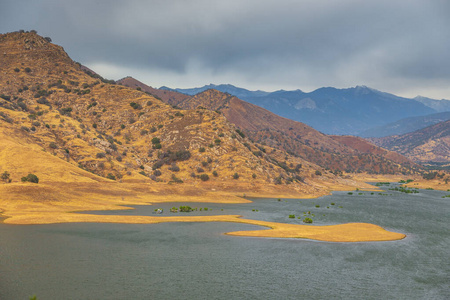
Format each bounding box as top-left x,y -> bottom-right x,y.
369,120 -> 450,168
0,30 -> 364,198
123,81 -> 420,175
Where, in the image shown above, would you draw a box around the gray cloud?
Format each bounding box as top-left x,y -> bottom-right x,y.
1,0 -> 449,98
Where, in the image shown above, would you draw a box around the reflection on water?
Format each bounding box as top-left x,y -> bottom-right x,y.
0,185 -> 449,299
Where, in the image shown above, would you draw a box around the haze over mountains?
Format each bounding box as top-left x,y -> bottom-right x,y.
370,120 -> 450,168
161,84 -> 450,136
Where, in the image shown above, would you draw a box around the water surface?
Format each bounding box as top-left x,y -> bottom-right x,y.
1,185 -> 448,299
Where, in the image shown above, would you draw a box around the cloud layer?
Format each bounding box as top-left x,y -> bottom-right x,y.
1,0 -> 449,98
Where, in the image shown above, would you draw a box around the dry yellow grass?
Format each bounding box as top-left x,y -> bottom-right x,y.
0,32 -> 407,243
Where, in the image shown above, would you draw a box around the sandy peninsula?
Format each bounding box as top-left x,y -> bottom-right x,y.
0,180 -> 406,243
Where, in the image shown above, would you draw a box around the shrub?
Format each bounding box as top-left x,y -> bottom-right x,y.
21,173 -> 39,183
96,152 -> 106,158
252,173 -> 257,179
37,97 -> 50,105
289,214 -> 295,219
152,143 -> 162,149
151,137 -> 160,145
169,163 -> 180,172
24,67 -> 31,73
214,139 -> 221,145
235,129 -> 245,138
129,102 -> 142,110
212,170 -> 218,177
197,167 -> 204,173
14,68 -> 20,72
200,174 -> 209,181
59,107 -> 72,116
303,217 -> 313,223
49,142 -> 58,149
106,173 -> 116,180
315,170 -> 322,176
199,147 -> 206,153
170,174 -> 183,183
233,173 -> 239,179
1,171 -> 11,183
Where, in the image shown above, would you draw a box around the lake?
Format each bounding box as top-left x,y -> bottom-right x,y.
0,184 -> 449,299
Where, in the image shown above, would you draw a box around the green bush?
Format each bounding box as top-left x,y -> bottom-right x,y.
1,171 -> 11,183
233,173 -> 239,179
21,173 -> 39,183
303,217 -> 313,224
129,102 -> 142,110
199,147 -> 206,153
106,173 -> 116,180
289,214 -> 295,218
200,174 -> 209,181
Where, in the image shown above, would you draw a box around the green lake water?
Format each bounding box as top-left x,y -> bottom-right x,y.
0,184 -> 449,299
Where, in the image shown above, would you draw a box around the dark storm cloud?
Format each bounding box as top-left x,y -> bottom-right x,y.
1,0 -> 449,98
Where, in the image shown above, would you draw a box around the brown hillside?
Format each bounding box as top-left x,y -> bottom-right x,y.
370,120 -> 450,166
117,76 -> 190,104
164,88 -> 420,174
0,30 -> 370,203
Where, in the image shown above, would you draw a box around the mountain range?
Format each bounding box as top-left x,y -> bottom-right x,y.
161,84 -> 450,136
119,77 -> 419,174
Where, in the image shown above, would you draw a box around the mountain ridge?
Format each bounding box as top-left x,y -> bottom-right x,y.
162,83 -> 447,135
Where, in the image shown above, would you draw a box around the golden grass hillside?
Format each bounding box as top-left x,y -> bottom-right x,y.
0,31 -> 410,242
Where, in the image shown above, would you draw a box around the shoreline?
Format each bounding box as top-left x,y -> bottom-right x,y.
0,181 -> 408,242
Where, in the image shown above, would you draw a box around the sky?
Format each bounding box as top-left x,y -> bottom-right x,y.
1,0 -> 449,99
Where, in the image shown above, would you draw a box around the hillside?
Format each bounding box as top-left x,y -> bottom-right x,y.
370,120 -> 450,168
360,111 -> 450,138
1,30 -> 385,225
147,86 -> 420,175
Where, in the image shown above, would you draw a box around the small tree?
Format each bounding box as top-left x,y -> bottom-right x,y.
233,173 -> 239,179
1,171 -> 11,183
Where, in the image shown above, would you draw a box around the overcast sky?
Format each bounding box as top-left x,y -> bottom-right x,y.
1,0 -> 449,99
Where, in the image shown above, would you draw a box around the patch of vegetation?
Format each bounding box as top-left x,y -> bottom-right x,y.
21,173 -> 39,183
170,174 -> 183,183
179,206 -> 193,212
1,171 -> 11,183
233,173 -> 239,179
303,217 -> 313,224
129,102 -> 142,110
199,174 -> 210,181
235,129 -> 245,138
289,214 -> 295,218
